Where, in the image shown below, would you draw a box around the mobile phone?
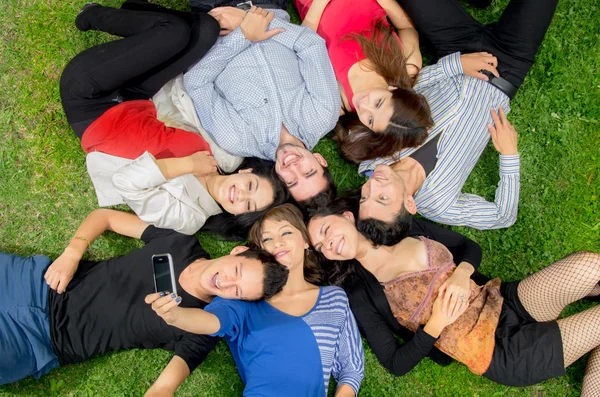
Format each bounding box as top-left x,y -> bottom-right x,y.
152,253 -> 177,295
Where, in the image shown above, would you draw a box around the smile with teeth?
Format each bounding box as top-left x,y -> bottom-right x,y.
212,273 -> 220,289
228,186 -> 235,204
274,250 -> 289,259
336,237 -> 345,255
372,171 -> 388,181
281,153 -> 300,167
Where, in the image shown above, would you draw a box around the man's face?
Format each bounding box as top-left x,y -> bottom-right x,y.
199,254 -> 265,300
275,144 -> 329,202
359,164 -> 408,222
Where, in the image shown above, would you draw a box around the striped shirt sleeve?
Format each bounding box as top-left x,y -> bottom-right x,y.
331,295 -> 365,395
426,154 -> 520,229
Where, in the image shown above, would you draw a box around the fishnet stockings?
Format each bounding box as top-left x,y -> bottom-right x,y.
517,251 -> 600,321
581,347 -> 600,397
517,251 -> 600,394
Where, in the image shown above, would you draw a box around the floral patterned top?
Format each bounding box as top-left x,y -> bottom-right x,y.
382,237 -> 503,375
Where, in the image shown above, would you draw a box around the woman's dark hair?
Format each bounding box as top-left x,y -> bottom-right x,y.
309,190 -> 362,287
248,204 -> 323,285
237,248 -> 289,300
335,20 -> 434,163
201,157 -> 289,240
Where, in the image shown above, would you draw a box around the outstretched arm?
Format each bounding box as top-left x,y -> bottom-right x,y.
44,209 -> 148,294
424,108 -> 520,229
144,356 -> 190,397
377,0 -> 421,76
146,292 -> 221,334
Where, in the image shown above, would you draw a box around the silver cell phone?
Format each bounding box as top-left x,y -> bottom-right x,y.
152,253 -> 177,295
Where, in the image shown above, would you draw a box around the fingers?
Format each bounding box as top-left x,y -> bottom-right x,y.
264,28 -> 284,39
480,63 -> 499,78
490,108 -> 501,128
145,292 -> 162,304
151,293 -> 182,315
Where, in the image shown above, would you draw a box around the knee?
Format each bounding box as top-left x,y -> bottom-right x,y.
193,13 -> 220,46
157,14 -> 192,51
567,251 -> 600,278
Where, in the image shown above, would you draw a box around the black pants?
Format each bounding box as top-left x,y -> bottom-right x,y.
397,0 -> 558,89
190,0 -> 288,13
60,2 -> 219,138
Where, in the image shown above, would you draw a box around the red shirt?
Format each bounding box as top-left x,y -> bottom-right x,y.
295,0 -> 400,111
81,100 -> 212,160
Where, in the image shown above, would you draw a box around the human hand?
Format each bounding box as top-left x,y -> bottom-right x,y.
44,247 -> 81,294
460,52 -> 499,81
489,107 -> 518,156
209,6 -> 246,36
146,292 -> 182,325
240,6 -> 284,42
428,291 -> 468,333
438,266 -> 471,317
187,151 -> 218,177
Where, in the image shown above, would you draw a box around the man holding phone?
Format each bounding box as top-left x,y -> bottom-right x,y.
0,209 -> 288,395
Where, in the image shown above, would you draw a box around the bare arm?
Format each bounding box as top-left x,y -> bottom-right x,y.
301,0 -> 330,32
377,0 -> 422,76
144,356 -> 190,397
146,293 -> 221,335
335,384 -> 356,397
44,209 -> 148,293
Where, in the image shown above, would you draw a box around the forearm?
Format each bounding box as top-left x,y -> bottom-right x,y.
144,356 -> 190,397
168,307 -> 221,335
335,384 -> 356,397
156,157 -> 193,180
398,28 -> 421,75
301,0 -> 329,32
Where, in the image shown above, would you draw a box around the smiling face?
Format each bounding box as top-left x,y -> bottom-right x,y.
199,254 -> 265,300
259,219 -> 308,269
308,212 -> 360,261
275,144 -> 328,202
215,171 -> 275,215
352,88 -> 394,133
359,164 -> 409,223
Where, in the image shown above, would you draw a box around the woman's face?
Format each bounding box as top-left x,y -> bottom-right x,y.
308,212 -> 360,261
216,171 -> 275,215
259,219 -> 308,269
352,87 -> 394,133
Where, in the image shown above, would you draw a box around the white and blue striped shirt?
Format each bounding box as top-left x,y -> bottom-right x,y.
359,52 -> 520,230
184,10 -> 340,161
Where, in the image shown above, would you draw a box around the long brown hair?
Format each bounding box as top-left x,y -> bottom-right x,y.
248,204 -> 323,285
336,20 -> 434,163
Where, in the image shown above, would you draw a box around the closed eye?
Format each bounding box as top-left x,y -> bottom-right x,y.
376,99 -> 382,108
262,237 -> 272,243
282,231 -> 292,236
360,195 -> 367,203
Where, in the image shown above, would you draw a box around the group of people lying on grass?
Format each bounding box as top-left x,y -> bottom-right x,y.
3,0 -> 600,396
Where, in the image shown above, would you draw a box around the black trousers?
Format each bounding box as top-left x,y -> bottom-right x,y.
397,0 -> 558,90
60,2 -> 219,138
190,0 -> 289,13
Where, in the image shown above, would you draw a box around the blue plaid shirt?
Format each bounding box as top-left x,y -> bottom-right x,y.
184,10 -> 340,161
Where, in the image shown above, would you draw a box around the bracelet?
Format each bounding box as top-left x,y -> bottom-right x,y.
71,236 -> 91,249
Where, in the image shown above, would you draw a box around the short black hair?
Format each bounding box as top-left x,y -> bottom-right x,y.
297,167 -> 337,218
357,206 -> 412,246
202,157 -> 290,241
236,248 -> 289,300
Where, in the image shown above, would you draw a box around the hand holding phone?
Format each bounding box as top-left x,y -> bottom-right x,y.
152,254 -> 177,295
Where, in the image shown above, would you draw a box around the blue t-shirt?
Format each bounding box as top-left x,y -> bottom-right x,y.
205,286 -> 364,396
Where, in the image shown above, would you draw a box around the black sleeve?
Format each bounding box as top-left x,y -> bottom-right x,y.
347,283 -> 438,377
141,226 -> 182,244
410,219 -> 482,270
173,333 -> 220,372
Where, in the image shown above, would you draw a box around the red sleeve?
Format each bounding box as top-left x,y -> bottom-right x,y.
81,100 -> 211,159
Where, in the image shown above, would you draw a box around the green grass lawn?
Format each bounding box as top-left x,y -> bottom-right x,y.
1,0 -> 599,395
